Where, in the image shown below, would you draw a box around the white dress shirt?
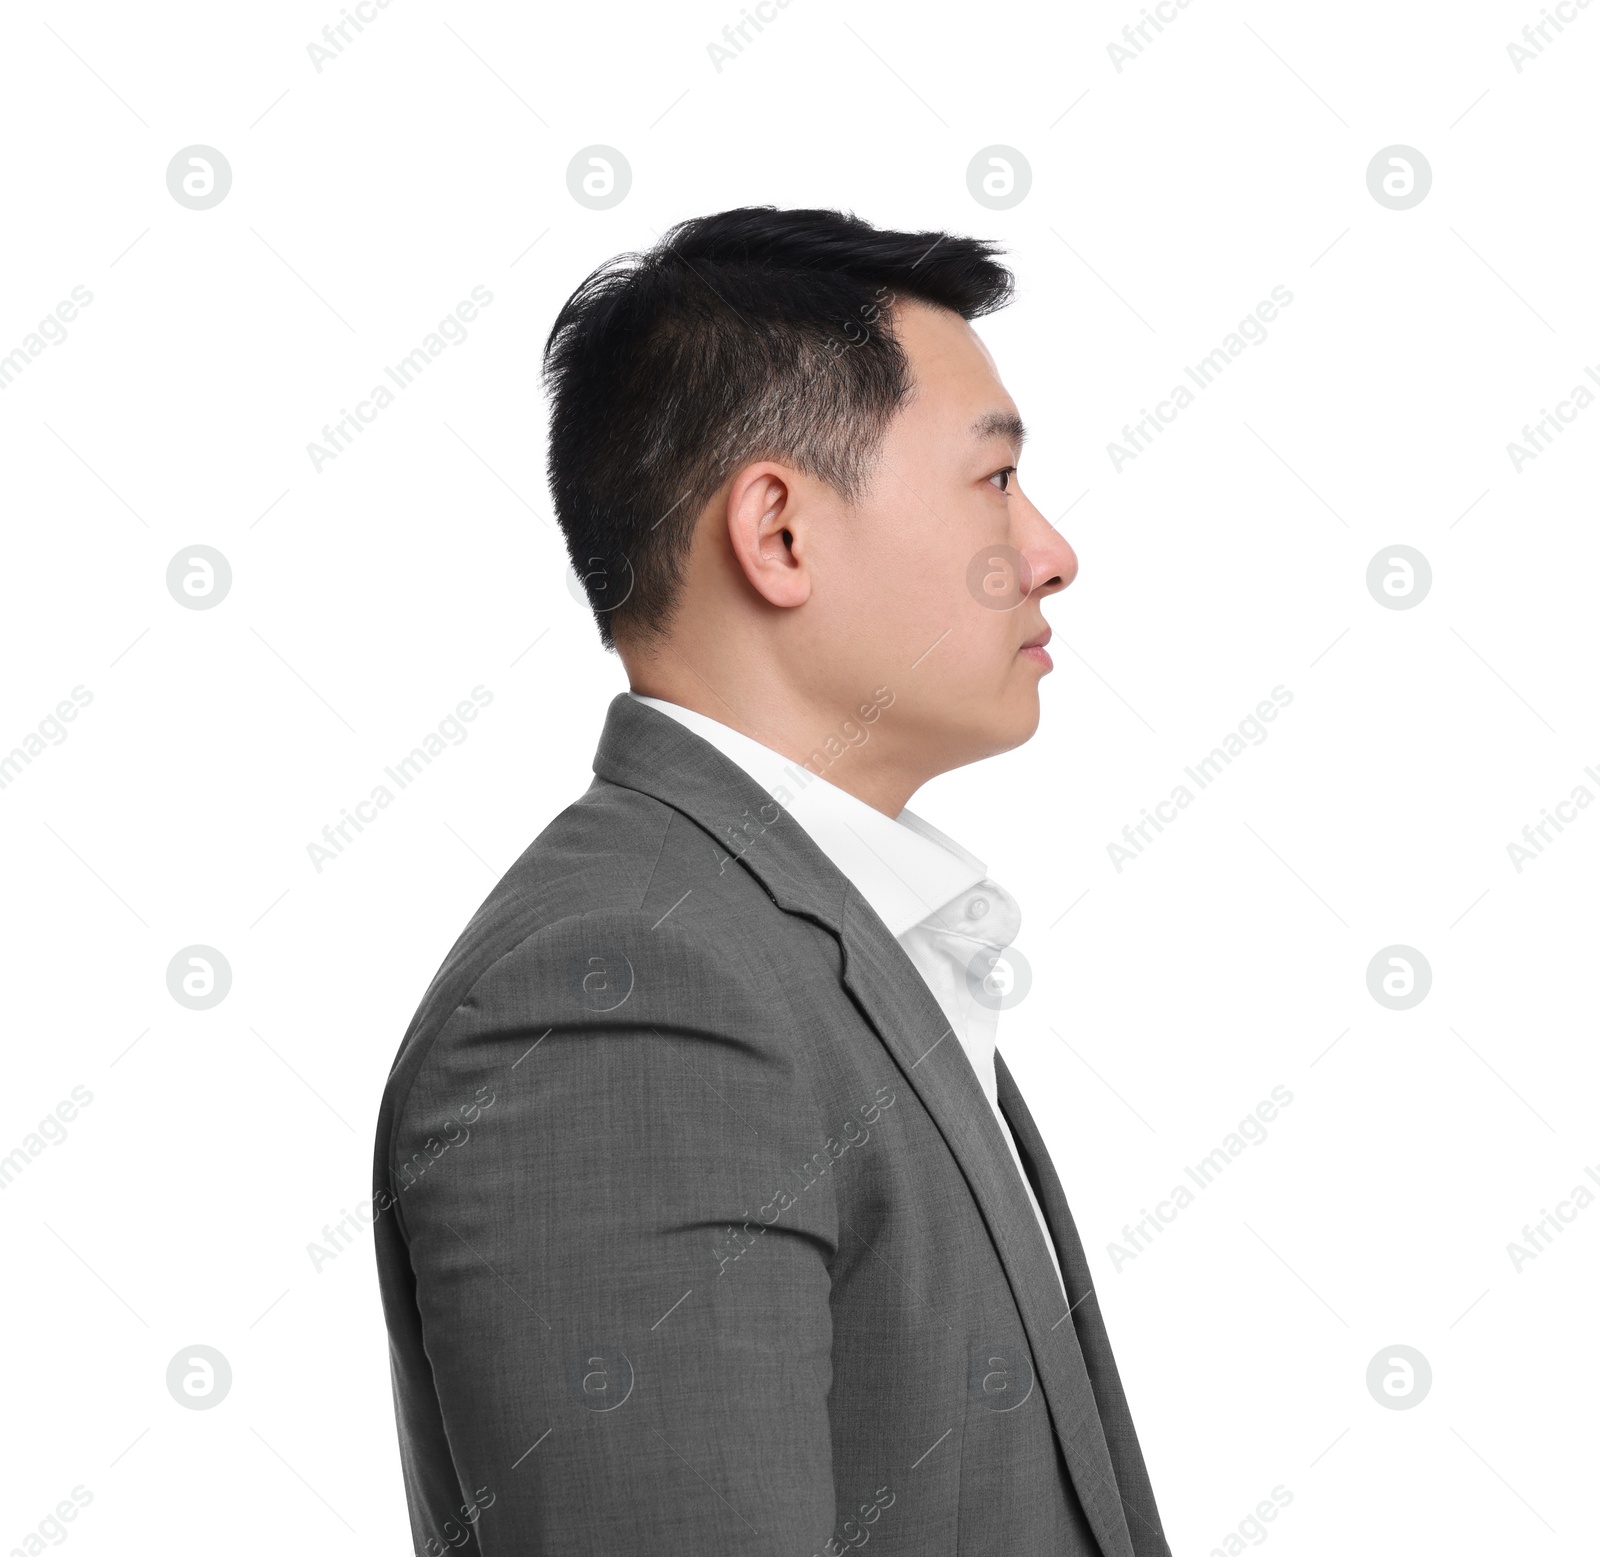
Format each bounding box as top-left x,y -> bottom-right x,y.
632,693 -> 1067,1296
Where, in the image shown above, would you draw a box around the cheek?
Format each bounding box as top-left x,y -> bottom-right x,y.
849,542 -> 954,643
928,613 -> 1019,706
821,495 -> 1011,674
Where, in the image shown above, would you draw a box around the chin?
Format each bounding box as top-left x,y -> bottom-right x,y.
978,690 -> 1042,758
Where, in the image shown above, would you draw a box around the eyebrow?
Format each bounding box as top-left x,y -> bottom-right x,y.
971,410 -> 1027,451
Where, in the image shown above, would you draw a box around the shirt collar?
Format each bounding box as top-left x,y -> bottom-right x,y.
628,693 -> 985,937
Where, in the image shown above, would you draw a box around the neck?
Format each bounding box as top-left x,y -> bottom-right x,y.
621,637 -> 923,816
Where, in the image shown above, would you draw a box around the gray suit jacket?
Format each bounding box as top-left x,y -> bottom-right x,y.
374,693 -> 1170,1556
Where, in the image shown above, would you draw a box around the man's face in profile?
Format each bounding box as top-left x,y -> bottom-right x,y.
798,299 -> 1078,773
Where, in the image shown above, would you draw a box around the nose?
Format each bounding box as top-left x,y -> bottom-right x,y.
1017,500 -> 1078,599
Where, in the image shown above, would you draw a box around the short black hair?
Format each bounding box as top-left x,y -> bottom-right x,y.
542,206 -> 1014,646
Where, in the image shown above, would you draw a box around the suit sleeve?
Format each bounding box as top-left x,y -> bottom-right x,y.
384,910 -> 840,1556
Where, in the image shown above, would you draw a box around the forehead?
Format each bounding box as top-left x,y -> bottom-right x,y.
892,300 -> 1011,423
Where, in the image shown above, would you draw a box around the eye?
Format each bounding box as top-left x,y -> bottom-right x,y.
988,466 -> 1016,493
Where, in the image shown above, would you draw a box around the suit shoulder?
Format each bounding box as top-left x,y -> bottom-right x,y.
375,781 -> 794,1158
392,782 -> 670,1044
379,909 -> 807,1200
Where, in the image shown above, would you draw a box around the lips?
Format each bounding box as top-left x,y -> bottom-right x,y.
1019,625 -> 1053,671
1020,626 -> 1052,652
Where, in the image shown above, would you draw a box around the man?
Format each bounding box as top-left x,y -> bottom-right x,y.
373,207 -> 1170,1556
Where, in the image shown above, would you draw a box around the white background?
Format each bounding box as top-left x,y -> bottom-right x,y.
2,1 -> 1596,1552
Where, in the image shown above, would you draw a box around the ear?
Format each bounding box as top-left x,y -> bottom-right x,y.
724,462 -> 812,610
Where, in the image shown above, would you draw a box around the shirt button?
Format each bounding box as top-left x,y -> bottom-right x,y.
966,896 -> 989,920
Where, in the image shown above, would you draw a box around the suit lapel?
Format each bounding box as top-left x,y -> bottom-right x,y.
838,900 -> 1136,1557
593,695 -> 1139,1557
